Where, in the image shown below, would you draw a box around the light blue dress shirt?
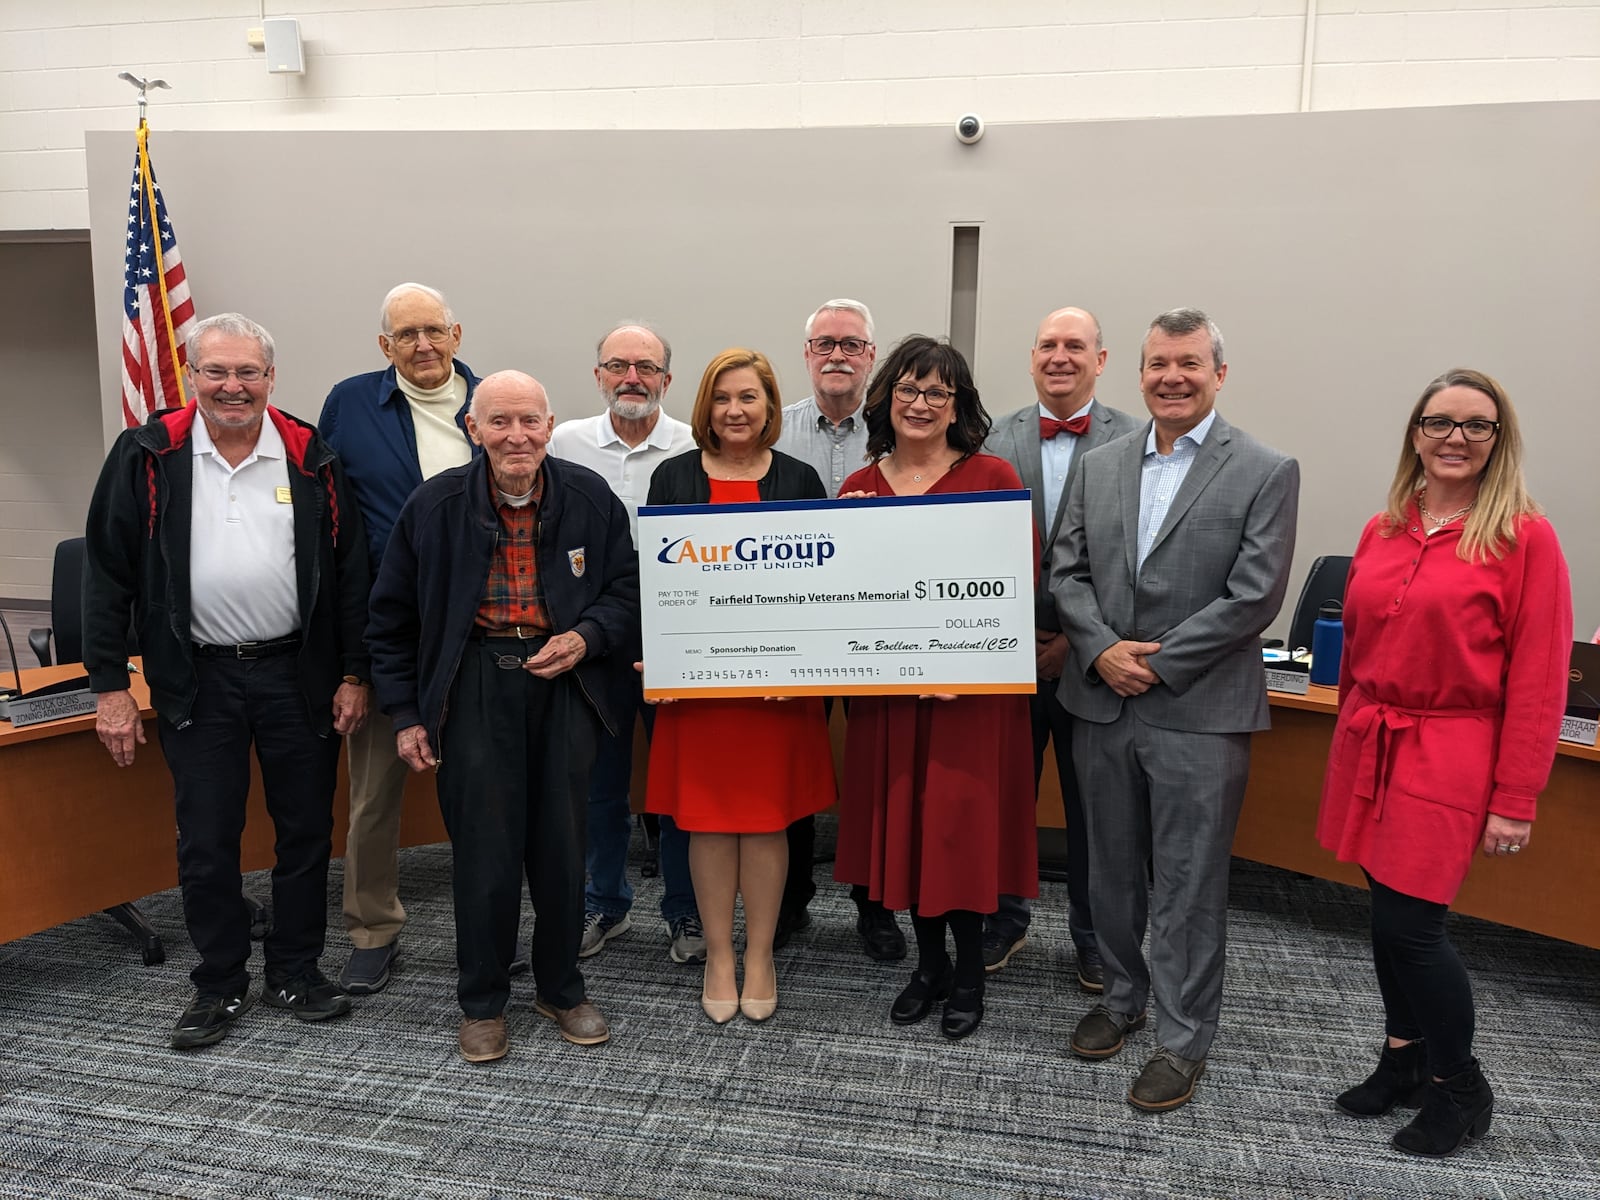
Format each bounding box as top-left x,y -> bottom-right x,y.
1038,398 -> 1095,525
1137,408 -> 1218,572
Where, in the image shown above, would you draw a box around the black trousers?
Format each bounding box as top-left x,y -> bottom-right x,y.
158,654 -> 339,995
991,686 -> 1095,950
1366,872 -> 1476,1077
438,641 -> 596,1018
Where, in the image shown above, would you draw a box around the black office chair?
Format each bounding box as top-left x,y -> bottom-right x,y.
28,537 -> 86,667
1265,554 -> 1353,656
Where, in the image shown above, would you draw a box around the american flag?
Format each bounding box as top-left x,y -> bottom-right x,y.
120,123 -> 196,427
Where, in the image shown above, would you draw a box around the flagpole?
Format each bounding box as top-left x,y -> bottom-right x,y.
136,120 -> 188,407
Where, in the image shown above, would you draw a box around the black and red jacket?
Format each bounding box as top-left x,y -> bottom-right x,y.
83,403 -> 370,733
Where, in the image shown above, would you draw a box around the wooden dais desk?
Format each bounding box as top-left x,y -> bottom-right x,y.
0,662 -> 447,947
1035,686 -> 1599,950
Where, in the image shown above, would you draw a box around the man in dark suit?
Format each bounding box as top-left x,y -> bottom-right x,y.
1051,308 -> 1299,1111
981,307 -> 1139,991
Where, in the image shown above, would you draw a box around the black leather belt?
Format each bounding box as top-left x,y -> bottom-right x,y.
193,634 -> 302,660
469,625 -> 549,642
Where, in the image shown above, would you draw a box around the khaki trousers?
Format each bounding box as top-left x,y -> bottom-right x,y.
341,715 -> 410,948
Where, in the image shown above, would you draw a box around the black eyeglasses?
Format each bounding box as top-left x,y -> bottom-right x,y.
892,382 -> 955,408
1417,416 -> 1499,442
598,359 -> 665,378
385,325 -> 453,348
807,337 -> 871,357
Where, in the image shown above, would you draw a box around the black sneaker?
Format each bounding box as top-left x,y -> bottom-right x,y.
982,926 -> 1028,973
339,940 -> 400,995
262,970 -> 354,1022
171,989 -> 252,1050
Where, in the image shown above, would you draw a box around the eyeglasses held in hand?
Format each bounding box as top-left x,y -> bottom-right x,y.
385,325 -> 453,348
1416,416 -> 1499,442
807,337 -> 871,357
892,382 -> 955,408
598,359 -> 665,378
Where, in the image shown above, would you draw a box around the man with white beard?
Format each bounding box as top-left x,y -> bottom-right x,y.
548,323 -> 704,965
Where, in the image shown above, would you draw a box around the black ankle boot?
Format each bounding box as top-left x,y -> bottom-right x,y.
1335,1040 -> 1428,1117
1392,1059 -> 1494,1158
940,983 -> 984,1040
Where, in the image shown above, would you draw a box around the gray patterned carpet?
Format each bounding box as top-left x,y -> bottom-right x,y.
2,819 -> 1597,1200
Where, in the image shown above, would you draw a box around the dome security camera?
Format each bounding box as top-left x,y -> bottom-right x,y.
955,114 -> 984,145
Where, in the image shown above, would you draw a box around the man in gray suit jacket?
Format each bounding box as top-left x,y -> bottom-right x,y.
980,307 -> 1140,991
1050,308 -> 1299,1112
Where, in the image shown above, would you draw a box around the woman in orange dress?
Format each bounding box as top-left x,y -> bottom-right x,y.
645,349 -> 836,1025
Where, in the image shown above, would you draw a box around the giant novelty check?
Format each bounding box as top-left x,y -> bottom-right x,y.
638,491 -> 1036,699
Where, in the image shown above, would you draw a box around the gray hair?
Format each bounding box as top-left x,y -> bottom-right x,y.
805,298 -> 875,342
596,322 -> 673,372
1144,307 -> 1224,369
380,283 -> 455,333
187,312 -> 275,367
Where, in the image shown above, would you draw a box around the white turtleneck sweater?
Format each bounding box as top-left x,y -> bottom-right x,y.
396,370 -> 472,480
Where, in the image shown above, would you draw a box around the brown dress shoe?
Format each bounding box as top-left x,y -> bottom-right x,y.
535,997 -> 610,1045
459,1015 -> 508,1063
1069,1005 -> 1147,1060
1128,1047 -> 1206,1111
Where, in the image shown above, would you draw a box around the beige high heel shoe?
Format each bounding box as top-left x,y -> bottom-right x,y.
739,990 -> 777,1022
701,966 -> 739,1024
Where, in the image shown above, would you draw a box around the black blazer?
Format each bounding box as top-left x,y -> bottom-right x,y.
646,447 -> 827,506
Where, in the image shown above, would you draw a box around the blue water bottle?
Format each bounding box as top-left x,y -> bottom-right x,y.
1309,600 -> 1344,687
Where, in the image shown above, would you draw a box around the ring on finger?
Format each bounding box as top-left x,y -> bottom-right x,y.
1508,843 -> 1521,854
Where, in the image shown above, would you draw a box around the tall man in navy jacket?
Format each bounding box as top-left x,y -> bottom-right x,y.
367,371 -> 640,1063
318,283 -> 479,995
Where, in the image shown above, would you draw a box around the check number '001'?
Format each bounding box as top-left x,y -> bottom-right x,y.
914,578 -> 1016,601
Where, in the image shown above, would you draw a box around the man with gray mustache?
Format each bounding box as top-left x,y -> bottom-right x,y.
548,323 -> 703,966
774,298 -> 906,961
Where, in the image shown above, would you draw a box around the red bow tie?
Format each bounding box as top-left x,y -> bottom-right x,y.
1040,412 -> 1092,440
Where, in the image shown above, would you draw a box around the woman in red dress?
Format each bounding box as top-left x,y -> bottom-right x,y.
833,335 -> 1038,1040
1318,369 -> 1571,1157
645,349 -> 836,1025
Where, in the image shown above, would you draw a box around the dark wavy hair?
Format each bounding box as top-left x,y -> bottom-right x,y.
863,335 -> 991,461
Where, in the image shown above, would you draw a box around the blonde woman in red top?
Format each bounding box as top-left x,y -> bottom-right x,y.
1318,368 -> 1572,1158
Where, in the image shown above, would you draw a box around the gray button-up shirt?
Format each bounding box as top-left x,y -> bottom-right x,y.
776,394 -> 870,498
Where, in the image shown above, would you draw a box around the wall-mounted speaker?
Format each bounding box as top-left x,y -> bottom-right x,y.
263,18 -> 304,75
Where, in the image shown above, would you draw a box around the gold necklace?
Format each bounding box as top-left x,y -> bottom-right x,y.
1417,490 -> 1473,528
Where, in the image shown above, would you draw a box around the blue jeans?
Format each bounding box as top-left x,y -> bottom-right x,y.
584,695 -> 696,925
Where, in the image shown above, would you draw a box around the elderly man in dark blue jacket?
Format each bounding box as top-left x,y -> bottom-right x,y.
367,370 -> 639,1063
318,282 -> 480,995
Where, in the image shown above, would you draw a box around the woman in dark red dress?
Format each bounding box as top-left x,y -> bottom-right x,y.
645,349 -> 837,1026
834,335 -> 1038,1040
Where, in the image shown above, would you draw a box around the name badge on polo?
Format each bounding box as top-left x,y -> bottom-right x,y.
568,548 -> 586,578
275,486 -> 292,504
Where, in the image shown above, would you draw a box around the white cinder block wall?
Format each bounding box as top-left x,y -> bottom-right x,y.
3,0 -> 1599,232
1,0 -> 1598,604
